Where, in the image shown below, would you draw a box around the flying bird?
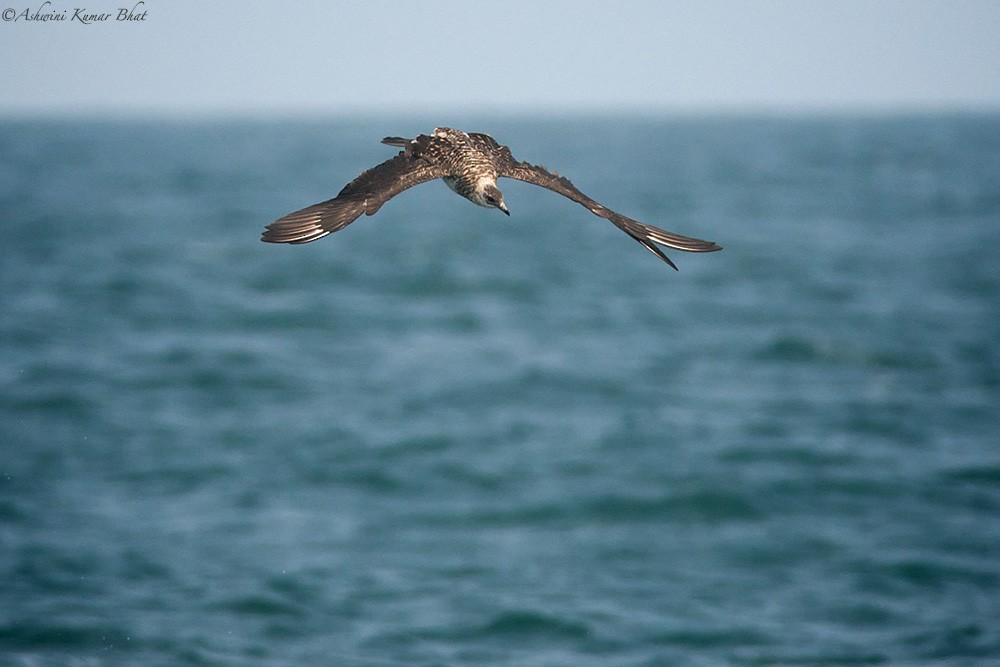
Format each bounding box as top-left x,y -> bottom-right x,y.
261,127 -> 721,269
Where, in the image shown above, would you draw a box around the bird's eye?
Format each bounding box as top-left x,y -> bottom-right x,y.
485,195 -> 496,204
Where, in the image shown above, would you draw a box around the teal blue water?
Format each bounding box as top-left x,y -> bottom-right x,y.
2,116 -> 999,665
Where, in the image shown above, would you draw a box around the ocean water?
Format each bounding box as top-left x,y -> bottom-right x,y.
1,115 -> 999,665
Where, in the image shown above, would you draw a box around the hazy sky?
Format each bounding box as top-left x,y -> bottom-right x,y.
2,0 -> 999,115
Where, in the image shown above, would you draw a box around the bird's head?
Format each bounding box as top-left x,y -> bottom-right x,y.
482,183 -> 510,216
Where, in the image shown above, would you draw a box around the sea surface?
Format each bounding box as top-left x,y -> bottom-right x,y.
1,115 -> 999,665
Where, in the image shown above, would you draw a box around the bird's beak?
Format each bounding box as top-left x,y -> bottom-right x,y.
499,202 -> 510,216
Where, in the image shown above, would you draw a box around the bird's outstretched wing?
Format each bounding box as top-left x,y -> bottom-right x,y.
262,135 -> 445,244
493,144 -> 721,269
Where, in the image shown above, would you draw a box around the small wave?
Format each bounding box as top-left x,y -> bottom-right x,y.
0,622 -> 132,651
588,490 -> 763,523
477,610 -> 592,640
209,594 -> 305,619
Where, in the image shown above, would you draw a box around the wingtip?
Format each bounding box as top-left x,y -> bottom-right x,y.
260,219 -> 332,244
636,238 -> 679,269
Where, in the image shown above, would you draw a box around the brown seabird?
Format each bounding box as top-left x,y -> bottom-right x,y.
261,127 -> 721,269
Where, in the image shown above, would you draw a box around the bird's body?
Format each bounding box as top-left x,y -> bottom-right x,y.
384,128 -> 507,210
262,127 -> 721,269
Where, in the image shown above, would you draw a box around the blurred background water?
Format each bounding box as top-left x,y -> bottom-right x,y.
1,115 -> 999,665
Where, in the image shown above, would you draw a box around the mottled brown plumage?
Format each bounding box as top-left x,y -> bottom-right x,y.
262,127 -> 721,269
